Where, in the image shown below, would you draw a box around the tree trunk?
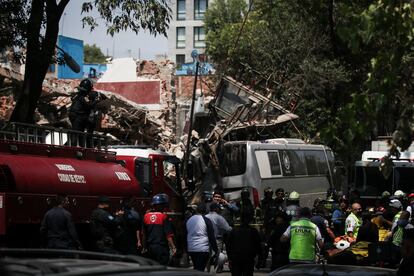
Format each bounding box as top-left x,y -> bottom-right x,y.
10,0 -> 69,123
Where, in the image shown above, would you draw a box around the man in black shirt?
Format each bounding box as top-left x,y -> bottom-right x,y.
90,196 -> 123,253
40,195 -> 81,250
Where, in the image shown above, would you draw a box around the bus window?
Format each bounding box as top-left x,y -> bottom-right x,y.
280,150 -> 307,176
221,144 -> 247,176
255,150 -> 281,178
268,152 -> 282,175
304,151 -> 318,175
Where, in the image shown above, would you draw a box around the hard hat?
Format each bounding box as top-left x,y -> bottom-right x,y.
152,193 -> 169,205
389,199 -> 402,209
394,190 -> 405,198
381,191 -> 391,198
408,193 -> 414,199
289,191 -> 300,200
78,78 -> 93,92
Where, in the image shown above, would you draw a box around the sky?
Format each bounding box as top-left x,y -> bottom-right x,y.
61,1 -> 169,60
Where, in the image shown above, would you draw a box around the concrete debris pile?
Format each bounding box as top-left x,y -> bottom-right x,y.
37,79 -> 176,148
0,72 -> 176,149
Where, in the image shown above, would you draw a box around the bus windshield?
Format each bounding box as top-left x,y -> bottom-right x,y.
220,143 -> 247,177
355,165 -> 414,196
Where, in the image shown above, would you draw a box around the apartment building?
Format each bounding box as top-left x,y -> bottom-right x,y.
167,0 -> 208,66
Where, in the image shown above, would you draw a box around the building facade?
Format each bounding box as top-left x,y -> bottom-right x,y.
167,0 -> 208,66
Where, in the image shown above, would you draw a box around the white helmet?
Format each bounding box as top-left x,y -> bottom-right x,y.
394,190 -> 405,198
289,191 -> 300,200
389,199 -> 402,209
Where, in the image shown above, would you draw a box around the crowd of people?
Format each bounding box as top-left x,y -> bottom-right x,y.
38,188 -> 414,276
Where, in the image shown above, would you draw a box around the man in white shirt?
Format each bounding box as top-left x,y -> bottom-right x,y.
186,203 -> 218,271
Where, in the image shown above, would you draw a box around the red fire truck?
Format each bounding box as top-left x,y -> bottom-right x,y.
0,123 -> 184,249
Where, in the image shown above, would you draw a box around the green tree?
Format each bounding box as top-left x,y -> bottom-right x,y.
205,0 -> 349,140
8,0 -> 170,123
84,44 -> 106,63
0,1 -> 29,57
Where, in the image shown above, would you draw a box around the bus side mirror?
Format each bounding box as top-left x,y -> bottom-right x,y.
187,162 -> 195,191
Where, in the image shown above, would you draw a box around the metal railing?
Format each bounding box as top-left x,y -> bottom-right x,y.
0,122 -> 108,150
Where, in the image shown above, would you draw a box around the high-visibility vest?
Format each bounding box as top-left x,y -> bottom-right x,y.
392,226 -> 404,247
345,212 -> 362,238
393,211 -> 402,225
289,219 -> 318,263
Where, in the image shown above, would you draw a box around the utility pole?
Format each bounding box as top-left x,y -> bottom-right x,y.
183,50 -> 200,191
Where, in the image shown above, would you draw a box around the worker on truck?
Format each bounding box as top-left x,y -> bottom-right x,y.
69,78 -> 97,132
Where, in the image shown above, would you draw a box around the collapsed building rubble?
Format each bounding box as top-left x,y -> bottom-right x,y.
0,63 -> 178,149
187,76 -> 299,192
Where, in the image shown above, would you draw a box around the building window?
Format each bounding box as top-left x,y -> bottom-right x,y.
194,27 -> 205,48
176,27 -> 186,48
177,0 -> 186,20
194,0 -> 207,20
176,54 -> 185,66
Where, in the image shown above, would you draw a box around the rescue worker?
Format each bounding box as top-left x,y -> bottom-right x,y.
268,212 -> 290,270
69,78 -> 96,132
259,187 -> 277,268
90,195 -> 123,253
274,188 -> 286,212
332,198 -> 348,236
281,207 -> 324,264
261,187 -> 277,230
390,199 -> 404,231
391,211 -> 413,248
40,195 -> 81,250
115,197 -> 142,255
286,191 -> 300,221
345,202 -> 363,240
236,187 -> 255,219
311,206 -> 335,245
143,194 -> 176,266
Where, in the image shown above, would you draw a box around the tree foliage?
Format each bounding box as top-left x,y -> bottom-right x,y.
205,0 -> 414,176
84,44 -> 106,63
0,1 -> 29,58
7,0 -> 171,124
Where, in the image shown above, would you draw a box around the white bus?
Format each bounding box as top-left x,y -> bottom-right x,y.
219,139 -> 335,208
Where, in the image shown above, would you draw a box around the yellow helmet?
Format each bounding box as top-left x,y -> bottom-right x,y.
289,191 -> 300,200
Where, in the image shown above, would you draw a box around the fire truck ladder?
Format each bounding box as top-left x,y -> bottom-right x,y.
0,122 -> 108,150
